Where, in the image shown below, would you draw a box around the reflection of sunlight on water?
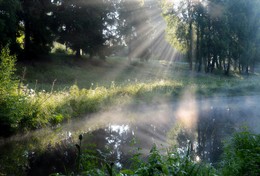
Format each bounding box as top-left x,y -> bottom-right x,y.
108,124 -> 130,135
62,131 -> 72,139
176,87 -> 198,129
103,124 -> 130,169
196,155 -> 200,162
105,124 -> 130,150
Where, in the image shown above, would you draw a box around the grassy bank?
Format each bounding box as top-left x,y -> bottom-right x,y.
1,51 -> 260,135
18,54 -> 260,95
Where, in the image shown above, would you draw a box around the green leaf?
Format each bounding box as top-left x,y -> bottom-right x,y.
120,169 -> 134,175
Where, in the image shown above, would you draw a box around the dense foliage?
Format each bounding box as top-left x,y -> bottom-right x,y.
0,46 -> 21,135
220,130 -> 260,175
162,0 -> 260,75
0,0 -> 157,60
1,0 -> 259,69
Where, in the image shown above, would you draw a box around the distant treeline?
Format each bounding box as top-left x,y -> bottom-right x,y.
163,0 -> 260,75
0,0 -> 158,61
0,0 -> 259,74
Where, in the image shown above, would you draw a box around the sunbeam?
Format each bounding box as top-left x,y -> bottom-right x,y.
175,87 -> 198,129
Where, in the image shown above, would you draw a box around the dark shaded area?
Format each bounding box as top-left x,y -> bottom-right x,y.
27,139 -> 77,176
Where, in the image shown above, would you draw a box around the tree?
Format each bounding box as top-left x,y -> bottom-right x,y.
193,1 -> 206,72
118,0 -> 156,62
19,0 -> 56,59
162,0 -> 196,70
52,0 -> 117,59
0,0 -> 21,53
163,0 -> 260,75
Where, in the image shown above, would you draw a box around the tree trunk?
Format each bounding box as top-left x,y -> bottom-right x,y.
196,26 -> 202,72
219,56 -> 222,70
211,52 -> 217,73
234,59 -> 237,71
246,65 -> 249,75
206,53 -> 211,73
76,48 -> 81,58
216,56 -> 219,69
188,21 -> 193,70
225,54 -> 231,76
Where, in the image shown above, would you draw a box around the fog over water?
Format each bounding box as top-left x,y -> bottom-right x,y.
0,94 -> 259,175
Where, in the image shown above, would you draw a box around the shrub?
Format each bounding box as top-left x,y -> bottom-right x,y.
220,130 -> 260,176
0,46 -> 18,96
0,47 -> 40,135
0,46 -> 21,135
130,145 -> 217,176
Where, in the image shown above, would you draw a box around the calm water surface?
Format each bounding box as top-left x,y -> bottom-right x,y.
0,96 -> 259,175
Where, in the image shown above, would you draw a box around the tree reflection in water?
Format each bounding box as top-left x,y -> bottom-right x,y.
0,99 -> 257,175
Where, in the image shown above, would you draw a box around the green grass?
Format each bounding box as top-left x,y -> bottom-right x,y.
18,54 -> 260,96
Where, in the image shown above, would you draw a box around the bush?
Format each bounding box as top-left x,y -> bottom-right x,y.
0,47 -> 40,135
0,46 -> 21,135
129,145 -> 216,176
0,46 -> 18,96
220,130 -> 260,176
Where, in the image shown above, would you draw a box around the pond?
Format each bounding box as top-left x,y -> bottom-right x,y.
0,95 -> 259,175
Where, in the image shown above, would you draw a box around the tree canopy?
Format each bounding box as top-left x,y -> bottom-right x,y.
162,0 -> 260,74
0,0 -> 259,74
0,0 -> 20,52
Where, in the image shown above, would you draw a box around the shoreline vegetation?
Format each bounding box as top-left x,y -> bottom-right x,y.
1,49 -> 260,136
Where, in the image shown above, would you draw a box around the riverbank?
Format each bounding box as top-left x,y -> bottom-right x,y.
1,53 -> 260,136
